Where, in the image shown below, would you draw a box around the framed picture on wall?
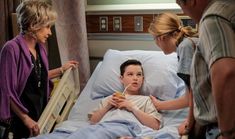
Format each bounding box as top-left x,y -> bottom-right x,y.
179,16 -> 198,31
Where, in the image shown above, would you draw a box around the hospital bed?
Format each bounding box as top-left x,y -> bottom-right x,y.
36,49 -> 189,139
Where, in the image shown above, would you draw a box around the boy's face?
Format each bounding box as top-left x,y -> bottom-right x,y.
120,65 -> 144,95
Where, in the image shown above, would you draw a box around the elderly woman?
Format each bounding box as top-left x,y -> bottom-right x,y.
0,0 -> 78,138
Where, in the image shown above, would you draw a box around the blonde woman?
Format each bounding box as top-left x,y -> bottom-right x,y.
0,0 -> 78,138
148,12 -> 198,136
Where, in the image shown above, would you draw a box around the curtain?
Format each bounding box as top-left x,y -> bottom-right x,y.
52,0 -> 90,90
0,0 -> 20,50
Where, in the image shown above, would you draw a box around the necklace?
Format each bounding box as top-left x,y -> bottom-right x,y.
35,53 -> 42,88
31,49 -> 42,88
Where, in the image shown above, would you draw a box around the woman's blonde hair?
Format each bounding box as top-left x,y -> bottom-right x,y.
16,0 -> 57,36
148,13 -> 197,45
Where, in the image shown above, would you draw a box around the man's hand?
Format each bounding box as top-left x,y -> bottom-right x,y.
178,120 -> 189,136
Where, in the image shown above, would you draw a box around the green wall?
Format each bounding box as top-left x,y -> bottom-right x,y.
87,0 -> 175,5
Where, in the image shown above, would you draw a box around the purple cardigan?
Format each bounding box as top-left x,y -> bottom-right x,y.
0,34 -> 50,120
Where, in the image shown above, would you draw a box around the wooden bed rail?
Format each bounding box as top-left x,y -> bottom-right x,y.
38,67 -> 80,134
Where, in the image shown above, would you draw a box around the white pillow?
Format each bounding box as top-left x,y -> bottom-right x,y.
90,49 -> 185,100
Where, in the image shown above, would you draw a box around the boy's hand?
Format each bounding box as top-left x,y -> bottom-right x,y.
112,92 -> 125,104
117,99 -> 135,112
113,92 -> 125,99
106,96 -> 118,110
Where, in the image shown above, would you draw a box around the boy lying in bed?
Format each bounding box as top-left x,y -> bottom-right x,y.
79,59 -> 162,138
31,59 -> 162,139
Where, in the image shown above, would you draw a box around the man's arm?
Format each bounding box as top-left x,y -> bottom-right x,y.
178,89 -> 195,135
211,58 -> 235,138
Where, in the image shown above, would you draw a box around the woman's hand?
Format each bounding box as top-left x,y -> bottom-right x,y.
49,60 -> 79,79
22,115 -> 40,137
61,60 -> 79,71
150,95 -> 162,110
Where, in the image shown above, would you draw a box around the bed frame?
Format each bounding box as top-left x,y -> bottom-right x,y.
38,67 -> 80,134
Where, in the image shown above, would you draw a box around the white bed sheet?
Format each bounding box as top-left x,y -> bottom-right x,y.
33,61 -> 188,139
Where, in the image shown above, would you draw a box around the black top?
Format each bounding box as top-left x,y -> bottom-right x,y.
20,46 -> 47,121
10,45 -> 47,139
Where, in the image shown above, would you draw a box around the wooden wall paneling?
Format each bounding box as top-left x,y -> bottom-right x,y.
86,14 -> 197,33
86,15 -> 100,33
86,14 -> 156,33
143,15 -> 154,32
